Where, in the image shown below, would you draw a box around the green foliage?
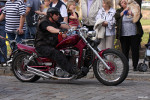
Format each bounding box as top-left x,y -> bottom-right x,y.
140,19 -> 150,25
142,32 -> 149,45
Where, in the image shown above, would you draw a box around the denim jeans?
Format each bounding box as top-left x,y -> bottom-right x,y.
7,31 -> 25,51
25,26 -> 36,39
0,23 -> 7,63
7,32 -> 25,43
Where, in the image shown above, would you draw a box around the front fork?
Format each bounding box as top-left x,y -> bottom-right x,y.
80,34 -> 110,70
89,45 -> 110,70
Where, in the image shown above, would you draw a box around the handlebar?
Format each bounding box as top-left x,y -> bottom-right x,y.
67,26 -> 96,38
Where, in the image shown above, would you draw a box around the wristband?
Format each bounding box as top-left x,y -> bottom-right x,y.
59,32 -> 65,35
59,32 -> 63,35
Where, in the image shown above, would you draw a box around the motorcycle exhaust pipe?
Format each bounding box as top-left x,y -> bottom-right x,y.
27,66 -> 75,80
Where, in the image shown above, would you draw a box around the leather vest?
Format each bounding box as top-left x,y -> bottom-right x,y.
34,18 -> 59,47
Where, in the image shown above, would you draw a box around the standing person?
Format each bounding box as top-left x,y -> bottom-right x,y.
61,0 -> 68,5
95,0 -> 116,50
35,0 -> 51,16
25,0 -> 42,39
134,0 -> 144,44
115,0 -> 140,71
0,1 -> 6,65
50,0 -> 68,23
67,0 -> 81,30
0,0 -> 26,43
35,7 -> 81,77
81,0 -> 102,31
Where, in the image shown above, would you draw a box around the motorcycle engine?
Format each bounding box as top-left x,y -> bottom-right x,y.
54,49 -> 79,77
55,67 -> 69,77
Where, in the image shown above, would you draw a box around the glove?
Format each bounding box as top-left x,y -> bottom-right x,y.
59,29 -> 68,35
59,28 -> 68,32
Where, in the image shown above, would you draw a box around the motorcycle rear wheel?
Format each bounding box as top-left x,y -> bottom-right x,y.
93,49 -> 129,86
12,52 -> 40,82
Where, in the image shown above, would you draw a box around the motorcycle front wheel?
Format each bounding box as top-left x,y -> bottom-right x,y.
12,52 -> 40,82
93,49 -> 129,86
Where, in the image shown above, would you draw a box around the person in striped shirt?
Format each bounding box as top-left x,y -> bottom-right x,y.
0,0 -> 26,43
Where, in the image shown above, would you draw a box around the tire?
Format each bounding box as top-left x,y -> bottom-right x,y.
12,52 -> 40,82
93,49 -> 129,86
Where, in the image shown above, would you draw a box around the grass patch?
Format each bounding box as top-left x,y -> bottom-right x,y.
141,19 -> 150,25
142,32 -> 149,46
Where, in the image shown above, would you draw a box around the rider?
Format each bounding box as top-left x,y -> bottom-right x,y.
34,7 -> 80,76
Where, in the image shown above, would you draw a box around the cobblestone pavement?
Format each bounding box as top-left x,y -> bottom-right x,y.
1,58 -> 150,100
0,76 -> 150,100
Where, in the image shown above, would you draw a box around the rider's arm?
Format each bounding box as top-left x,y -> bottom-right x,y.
0,13 -> 5,21
46,26 -> 60,33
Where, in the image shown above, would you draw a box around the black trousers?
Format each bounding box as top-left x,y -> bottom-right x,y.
120,34 -> 141,68
36,45 -> 75,74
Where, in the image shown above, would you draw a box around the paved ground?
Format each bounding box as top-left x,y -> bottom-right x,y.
1,59 -> 150,100
0,76 -> 150,100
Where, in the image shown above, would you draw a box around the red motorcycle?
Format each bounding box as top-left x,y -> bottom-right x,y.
12,27 -> 129,86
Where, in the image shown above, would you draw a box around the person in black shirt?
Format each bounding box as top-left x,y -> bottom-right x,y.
35,7 -> 80,75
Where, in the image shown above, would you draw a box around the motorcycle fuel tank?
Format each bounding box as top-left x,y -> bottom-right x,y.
56,34 -> 80,49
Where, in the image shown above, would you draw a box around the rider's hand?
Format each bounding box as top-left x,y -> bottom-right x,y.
59,28 -> 68,34
62,34 -> 67,38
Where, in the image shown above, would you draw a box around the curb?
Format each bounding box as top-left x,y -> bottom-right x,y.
0,67 -> 13,76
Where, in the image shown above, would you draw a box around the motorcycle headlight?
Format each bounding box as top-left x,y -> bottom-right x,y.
87,31 -> 96,37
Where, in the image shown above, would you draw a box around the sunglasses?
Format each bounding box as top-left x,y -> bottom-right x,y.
54,13 -> 60,16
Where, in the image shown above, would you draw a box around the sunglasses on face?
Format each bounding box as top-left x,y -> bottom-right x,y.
54,13 -> 60,16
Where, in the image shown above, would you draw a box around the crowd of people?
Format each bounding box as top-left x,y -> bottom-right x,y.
0,0 -> 143,72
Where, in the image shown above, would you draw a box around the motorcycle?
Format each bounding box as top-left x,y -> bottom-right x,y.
11,27 -> 129,86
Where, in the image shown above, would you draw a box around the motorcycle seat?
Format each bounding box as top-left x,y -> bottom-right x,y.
35,49 -> 47,57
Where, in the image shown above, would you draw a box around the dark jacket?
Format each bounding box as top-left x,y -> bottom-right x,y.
115,8 -> 123,40
35,18 -> 60,47
115,7 -> 143,40
135,0 -> 143,37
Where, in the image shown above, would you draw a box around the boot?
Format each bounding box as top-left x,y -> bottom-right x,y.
133,66 -> 138,71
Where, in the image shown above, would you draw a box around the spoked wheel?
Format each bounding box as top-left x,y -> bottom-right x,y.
93,49 -> 129,86
12,52 -> 40,82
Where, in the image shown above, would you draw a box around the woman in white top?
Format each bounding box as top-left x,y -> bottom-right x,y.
96,0 -> 116,50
